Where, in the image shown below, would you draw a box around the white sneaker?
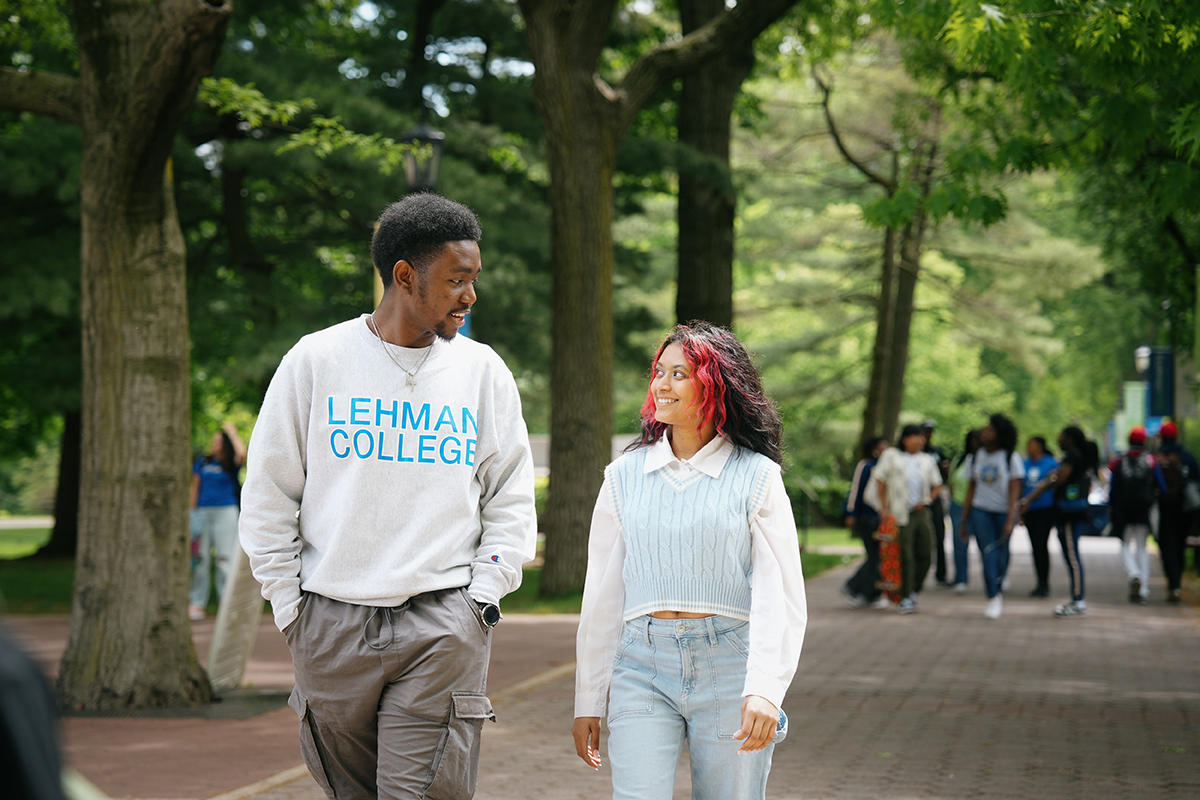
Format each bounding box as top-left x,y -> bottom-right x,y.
868,596 -> 890,609
1054,601 -> 1087,617
984,595 -> 1003,619
897,597 -> 917,614
839,586 -> 867,609
1001,575 -> 1011,592
953,583 -> 967,595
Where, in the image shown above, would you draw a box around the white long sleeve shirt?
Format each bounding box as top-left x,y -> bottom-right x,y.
239,315 -> 538,632
574,436 -> 807,717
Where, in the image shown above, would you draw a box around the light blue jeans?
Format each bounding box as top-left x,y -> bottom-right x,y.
190,504 -> 240,607
607,615 -> 786,800
970,509 -> 1011,599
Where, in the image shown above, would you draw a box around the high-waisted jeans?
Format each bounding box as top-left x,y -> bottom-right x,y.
607,615 -> 787,800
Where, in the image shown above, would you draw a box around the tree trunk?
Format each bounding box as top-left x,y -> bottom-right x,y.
674,0 -> 754,328
55,0 -> 231,712
517,0 -> 800,596
880,219 -> 922,441
39,410 -> 82,559
859,226 -> 897,444
522,3 -> 620,596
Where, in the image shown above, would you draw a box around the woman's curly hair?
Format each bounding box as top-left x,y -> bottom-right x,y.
629,322 -> 783,464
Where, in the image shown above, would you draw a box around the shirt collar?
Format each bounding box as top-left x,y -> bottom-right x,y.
644,435 -> 733,477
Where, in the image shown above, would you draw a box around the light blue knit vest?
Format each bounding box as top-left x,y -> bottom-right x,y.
607,445 -> 775,621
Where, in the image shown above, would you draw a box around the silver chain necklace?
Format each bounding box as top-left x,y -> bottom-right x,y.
368,312 -> 433,388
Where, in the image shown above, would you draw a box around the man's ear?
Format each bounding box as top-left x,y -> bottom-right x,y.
393,259 -> 417,292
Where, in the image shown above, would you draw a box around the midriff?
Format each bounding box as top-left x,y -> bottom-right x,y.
649,611 -> 714,619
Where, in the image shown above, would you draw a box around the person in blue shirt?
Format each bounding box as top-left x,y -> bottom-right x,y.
1020,436 -> 1058,598
189,421 -> 247,621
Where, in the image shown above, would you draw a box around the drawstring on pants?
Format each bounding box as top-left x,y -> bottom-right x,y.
362,602 -> 409,651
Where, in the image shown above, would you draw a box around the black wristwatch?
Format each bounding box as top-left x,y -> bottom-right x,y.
476,602 -> 501,628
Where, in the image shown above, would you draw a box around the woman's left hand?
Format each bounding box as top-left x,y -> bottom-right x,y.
734,695 -> 777,753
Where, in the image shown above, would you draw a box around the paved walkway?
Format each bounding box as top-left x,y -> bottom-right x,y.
7,532 -> 1200,799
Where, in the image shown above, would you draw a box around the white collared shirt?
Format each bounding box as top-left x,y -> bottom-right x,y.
574,435 -> 808,717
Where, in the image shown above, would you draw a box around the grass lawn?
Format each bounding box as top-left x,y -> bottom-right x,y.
0,527 -> 52,559
798,526 -> 858,550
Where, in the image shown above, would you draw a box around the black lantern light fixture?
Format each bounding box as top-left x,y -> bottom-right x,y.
400,111 -> 445,193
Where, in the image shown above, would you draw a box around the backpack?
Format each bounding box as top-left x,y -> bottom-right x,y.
1115,453 -> 1155,513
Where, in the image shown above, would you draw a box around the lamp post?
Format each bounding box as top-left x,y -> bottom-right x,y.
1135,345 -> 1151,375
374,112 -> 446,309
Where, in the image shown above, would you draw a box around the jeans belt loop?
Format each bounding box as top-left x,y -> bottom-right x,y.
705,616 -> 718,647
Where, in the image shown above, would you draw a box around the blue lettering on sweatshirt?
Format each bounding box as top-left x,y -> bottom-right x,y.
325,395 -> 479,467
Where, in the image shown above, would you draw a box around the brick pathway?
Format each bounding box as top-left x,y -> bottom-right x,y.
247,535 -> 1200,800
9,532 -> 1196,799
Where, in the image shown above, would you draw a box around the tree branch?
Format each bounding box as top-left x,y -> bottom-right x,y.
0,67 -> 81,125
813,68 -> 895,192
617,0 -> 798,128
1164,214 -> 1199,268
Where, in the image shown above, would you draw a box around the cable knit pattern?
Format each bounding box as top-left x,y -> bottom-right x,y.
608,447 -> 773,620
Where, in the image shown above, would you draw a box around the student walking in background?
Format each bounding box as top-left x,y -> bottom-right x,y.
1154,421 -> 1197,603
1021,436 -> 1059,598
841,437 -> 889,609
573,323 -> 806,800
1109,426 -> 1156,604
948,430 -> 981,595
922,419 -> 953,589
873,425 -> 942,614
189,421 -> 246,621
1022,426 -> 1098,617
960,414 -> 1023,620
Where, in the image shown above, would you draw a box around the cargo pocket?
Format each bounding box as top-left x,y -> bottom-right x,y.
289,690 -> 335,796
424,692 -> 495,800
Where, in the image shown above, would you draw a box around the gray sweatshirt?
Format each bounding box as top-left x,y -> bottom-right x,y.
239,315 -> 538,631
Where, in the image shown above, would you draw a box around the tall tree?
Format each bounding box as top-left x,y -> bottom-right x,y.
516,0 -> 800,595
674,0 -> 756,327
0,0 -> 232,710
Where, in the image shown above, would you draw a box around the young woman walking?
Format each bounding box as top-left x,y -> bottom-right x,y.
960,414 -> 1024,619
573,323 -> 807,800
1021,426 -> 1097,617
1021,436 -> 1059,598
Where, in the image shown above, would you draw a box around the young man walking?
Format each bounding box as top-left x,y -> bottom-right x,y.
240,193 -> 537,799
1109,426 -> 1156,604
873,425 -> 943,614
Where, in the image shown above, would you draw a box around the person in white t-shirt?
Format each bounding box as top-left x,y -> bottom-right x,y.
960,414 -> 1024,619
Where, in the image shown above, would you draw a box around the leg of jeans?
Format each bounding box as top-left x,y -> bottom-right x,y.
932,496 -> 947,583
1059,517 -> 1085,602
608,620 -> 685,800
687,622 -> 773,800
949,503 -> 969,585
209,505 -> 240,603
912,509 -> 933,594
189,509 -> 212,607
973,512 -> 1001,599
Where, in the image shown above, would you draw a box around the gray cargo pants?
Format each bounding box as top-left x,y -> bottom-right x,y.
284,587 -> 494,800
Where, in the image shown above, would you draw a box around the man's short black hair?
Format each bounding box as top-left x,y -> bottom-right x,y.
371,193 -> 482,287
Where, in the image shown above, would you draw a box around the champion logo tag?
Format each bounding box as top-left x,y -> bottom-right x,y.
491,555 -> 500,562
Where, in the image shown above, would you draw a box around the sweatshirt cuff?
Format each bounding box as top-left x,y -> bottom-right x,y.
467,567 -> 511,607
574,690 -> 608,718
742,670 -> 787,711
